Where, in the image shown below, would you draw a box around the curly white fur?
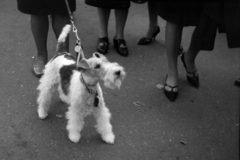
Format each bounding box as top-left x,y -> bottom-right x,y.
37,25 -> 126,144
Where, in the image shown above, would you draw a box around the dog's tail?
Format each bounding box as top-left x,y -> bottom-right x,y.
56,24 -> 71,53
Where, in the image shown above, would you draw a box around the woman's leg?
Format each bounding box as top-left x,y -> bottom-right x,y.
114,8 -> 129,56
165,21 -> 183,89
144,1 -> 159,38
31,15 -> 49,75
97,8 -> 111,38
51,14 -> 70,52
114,8 -> 129,39
96,8 -> 111,54
183,25 -> 202,74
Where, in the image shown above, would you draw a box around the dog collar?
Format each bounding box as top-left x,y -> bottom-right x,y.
80,73 -> 96,95
80,74 -> 99,107
76,66 -> 85,72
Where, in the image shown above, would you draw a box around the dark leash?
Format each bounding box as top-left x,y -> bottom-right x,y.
65,0 -> 99,107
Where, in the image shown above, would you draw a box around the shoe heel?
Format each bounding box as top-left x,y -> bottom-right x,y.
152,26 -> 160,40
180,53 -> 200,88
137,26 -> 160,45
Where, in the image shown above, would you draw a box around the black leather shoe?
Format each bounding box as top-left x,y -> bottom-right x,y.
113,38 -> 128,57
164,85 -> 178,102
32,63 -> 44,78
137,26 -> 160,45
180,53 -> 199,88
97,37 -> 109,54
234,78 -> 240,87
164,75 -> 178,102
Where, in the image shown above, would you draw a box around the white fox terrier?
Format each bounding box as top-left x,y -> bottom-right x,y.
37,25 -> 126,144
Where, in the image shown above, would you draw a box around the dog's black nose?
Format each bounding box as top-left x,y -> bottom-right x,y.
115,71 -> 121,76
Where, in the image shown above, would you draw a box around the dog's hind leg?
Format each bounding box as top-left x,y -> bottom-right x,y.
37,63 -> 58,119
93,90 -> 115,144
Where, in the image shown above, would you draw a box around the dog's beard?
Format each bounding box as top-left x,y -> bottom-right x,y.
104,78 -> 122,89
103,71 -> 125,89
104,78 -> 118,89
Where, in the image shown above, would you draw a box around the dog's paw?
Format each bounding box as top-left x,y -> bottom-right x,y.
38,109 -> 48,119
69,132 -> 81,143
102,133 -> 115,144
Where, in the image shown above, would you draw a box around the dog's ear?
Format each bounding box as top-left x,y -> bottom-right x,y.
78,58 -> 90,69
93,52 -> 101,58
93,52 -> 108,62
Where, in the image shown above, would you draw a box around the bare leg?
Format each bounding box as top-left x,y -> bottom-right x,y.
184,25 -> 202,74
114,8 -> 129,39
51,14 -> 70,52
165,21 -> 183,90
144,1 -> 159,38
31,15 -> 49,74
97,8 -> 111,38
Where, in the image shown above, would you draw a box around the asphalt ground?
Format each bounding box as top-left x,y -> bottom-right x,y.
0,0 -> 239,160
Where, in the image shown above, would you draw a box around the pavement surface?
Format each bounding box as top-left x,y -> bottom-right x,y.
0,0 -> 239,160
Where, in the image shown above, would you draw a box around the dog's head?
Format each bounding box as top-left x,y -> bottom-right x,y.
78,52 -> 126,89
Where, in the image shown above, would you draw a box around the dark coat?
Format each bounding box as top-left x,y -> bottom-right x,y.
17,0 -> 76,15
85,0 -> 130,9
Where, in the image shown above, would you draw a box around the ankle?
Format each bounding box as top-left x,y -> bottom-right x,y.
99,32 -> 108,39
165,75 -> 178,92
36,54 -> 48,63
183,52 -> 196,73
166,74 -> 178,86
149,25 -> 159,31
115,35 -> 124,40
145,25 -> 159,38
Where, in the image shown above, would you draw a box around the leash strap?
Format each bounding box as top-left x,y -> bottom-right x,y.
64,0 -> 84,66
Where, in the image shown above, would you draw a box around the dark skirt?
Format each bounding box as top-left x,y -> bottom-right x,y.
85,0 -> 130,9
201,2 -> 240,49
17,0 -> 76,15
158,1 -> 240,50
158,1 -> 203,27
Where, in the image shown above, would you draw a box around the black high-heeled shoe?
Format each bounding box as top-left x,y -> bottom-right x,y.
179,45 -> 183,56
97,37 -> 110,54
234,78 -> 240,87
164,76 -> 178,102
137,26 -> 160,45
180,53 -> 199,88
113,38 -> 129,57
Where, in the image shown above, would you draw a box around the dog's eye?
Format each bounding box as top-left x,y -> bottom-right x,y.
94,64 -> 101,69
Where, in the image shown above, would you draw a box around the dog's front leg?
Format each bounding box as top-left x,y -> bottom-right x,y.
93,97 -> 115,144
66,102 -> 84,143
